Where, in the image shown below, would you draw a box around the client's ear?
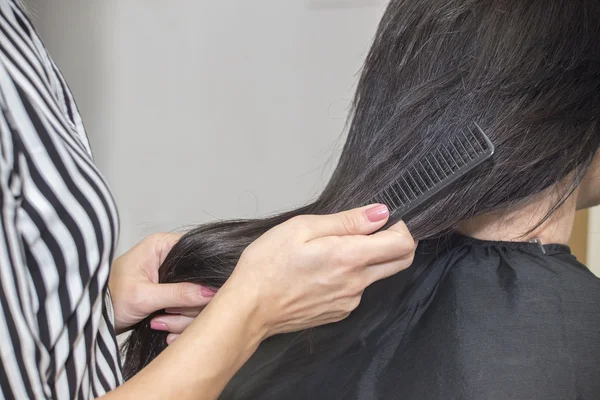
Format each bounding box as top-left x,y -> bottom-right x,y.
577,150 -> 600,210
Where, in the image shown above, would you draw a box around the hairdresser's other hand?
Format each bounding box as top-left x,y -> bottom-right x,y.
109,233 -> 215,335
218,204 -> 416,338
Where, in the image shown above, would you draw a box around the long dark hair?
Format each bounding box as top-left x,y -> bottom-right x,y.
122,0 -> 600,383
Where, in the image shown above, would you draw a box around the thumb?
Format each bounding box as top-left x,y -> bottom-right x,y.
303,204 -> 390,239
147,282 -> 214,312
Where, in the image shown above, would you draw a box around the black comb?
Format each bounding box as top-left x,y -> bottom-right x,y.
373,122 -> 494,220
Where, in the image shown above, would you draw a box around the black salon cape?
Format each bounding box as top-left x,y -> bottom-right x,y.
222,235 -> 600,400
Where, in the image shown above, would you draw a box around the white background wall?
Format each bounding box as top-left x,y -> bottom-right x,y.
29,0 -> 387,254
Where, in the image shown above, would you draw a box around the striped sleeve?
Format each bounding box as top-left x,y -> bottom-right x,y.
0,69 -> 50,399
0,1 -> 122,397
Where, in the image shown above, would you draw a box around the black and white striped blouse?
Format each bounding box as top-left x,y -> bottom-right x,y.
0,0 -> 122,398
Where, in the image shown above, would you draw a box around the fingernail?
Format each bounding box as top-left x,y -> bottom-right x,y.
150,321 -> 168,331
365,204 -> 389,222
201,286 -> 218,297
164,308 -> 182,314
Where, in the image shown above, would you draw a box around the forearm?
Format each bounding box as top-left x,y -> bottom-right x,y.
102,286 -> 266,400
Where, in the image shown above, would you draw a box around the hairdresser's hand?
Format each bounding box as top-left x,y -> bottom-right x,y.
218,204 -> 416,338
109,233 -> 215,335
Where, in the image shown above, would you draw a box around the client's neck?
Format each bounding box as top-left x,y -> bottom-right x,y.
458,187 -> 579,245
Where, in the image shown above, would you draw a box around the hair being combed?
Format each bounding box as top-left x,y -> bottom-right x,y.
122,0 -> 600,385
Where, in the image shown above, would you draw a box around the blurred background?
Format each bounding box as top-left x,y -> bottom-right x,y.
26,0 -> 599,275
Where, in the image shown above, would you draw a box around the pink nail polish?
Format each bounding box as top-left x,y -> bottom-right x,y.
150,321 -> 168,331
365,204 -> 389,222
201,287 -> 217,297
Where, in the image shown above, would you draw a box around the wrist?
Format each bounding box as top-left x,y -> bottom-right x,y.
215,277 -> 270,342
107,286 -> 128,335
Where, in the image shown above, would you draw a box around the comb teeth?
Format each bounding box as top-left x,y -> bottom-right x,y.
375,122 -> 494,219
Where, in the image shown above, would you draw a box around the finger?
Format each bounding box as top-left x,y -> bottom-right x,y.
363,255 -> 415,286
166,333 -> 179,345
310,221 -> 415,267
385,220 -> 416,237
297,204 -> 390,240
355,228 -> 416,266
148,282 -> 215,311
150,314 -> 196,334
164,306 -> 205,318
387,220 -> 419,249
361,220 -> 416,263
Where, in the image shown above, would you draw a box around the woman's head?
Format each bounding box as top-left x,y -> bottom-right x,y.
318,0 -> 600,238
123,0 -> 600,379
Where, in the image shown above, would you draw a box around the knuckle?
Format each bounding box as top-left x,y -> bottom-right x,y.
399,244 -> 416,265
340,213 -> 359,235
345,296 -> 362,313
398,254 -> 415,271
336,312 -> 352,323
174,283 -> 194,301
392,252 -> 415,273
392,231 -> 417,255
173,284 -> 186,300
